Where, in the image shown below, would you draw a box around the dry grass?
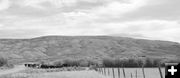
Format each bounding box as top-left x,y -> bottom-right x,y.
0,68 -> 110,78
100,68 -> 165,78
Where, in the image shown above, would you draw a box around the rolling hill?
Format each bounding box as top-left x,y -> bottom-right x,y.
0,36 -> 179,64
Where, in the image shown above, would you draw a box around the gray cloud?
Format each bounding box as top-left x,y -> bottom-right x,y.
0,0 -> 11,11
99,0 -> 180,23
0,0 -> 180,43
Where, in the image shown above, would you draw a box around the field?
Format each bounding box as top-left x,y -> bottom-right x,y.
0,66 -> 165,78
0,66 -> 109,78
98,68 -> 165,78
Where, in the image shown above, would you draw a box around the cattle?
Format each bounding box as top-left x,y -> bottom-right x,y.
24,64 -> 27,67
40,64 -> 63,69
24,63 -> 77,69
24,64 -> 41,68
40,65 -> 50,69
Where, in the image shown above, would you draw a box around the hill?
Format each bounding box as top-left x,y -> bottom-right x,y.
0,36 -> 179,64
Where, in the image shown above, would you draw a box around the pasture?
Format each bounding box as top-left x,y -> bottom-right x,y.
0,68 -> 109,78
97,68 -> 165,78
0,65 -> 165,78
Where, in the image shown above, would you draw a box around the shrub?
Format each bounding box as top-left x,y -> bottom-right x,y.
144,58 -> 154,67
53,60 -> 64,66
64,59 -> 80,66
5,63 -> 14,68
0,57 -> 8,67
102,57 -> 166,67
136,59 -> 144,67
52,59 -> 101,67
79,60 -> 89,67
101,58 -> 112,67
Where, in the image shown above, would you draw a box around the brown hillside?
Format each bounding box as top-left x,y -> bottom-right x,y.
0,36 -> 179,63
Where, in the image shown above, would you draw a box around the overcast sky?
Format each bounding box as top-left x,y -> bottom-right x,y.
0,0 -> 180,42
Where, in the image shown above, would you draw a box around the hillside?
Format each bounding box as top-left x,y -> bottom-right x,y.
0,36 -> 180,64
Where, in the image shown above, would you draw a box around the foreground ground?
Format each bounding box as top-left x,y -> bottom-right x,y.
0,65 -> 25,76
0,66 -> 165,78
0,66 -> 109,78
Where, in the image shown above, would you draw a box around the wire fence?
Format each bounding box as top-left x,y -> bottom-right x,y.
96,66 -> 164,78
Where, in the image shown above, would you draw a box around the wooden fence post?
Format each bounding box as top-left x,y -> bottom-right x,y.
101,68 -> 103,75
112,68 -> 115,78
131,73 -> 133,78
122,66 -> 126,78
104,67 -> 106,76
99,68 -> 102,74
158,64 -> 163,78
142,65 -> 146,78
118,68 -> 120,78
108,68 -> 110,76
135,70 -> 137,78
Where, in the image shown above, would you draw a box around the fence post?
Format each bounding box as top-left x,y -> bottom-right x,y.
122,66 -> 126,78
108,68 -> 110,76
112,68 -> 115,78
142,65 -> 146,78
131,73 -> 133,78
101,68 -> 103,75
158,64 -> 163,78
99,68 -> 102,74
135,70 -> 137,78
104,67 -> 106,76
118,67 -> 120,78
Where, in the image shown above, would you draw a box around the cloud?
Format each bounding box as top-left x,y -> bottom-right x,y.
0,24 -> 3,28
20,0 -> 64,9
0,0 -> 149,21
0,0 -> 180,43
114,0 -> 180,22
0,0 -> 11,11
14,17 -> 180,42
18,0 -> 101,9
91,0 -> 147,17
97,20 -> 180,42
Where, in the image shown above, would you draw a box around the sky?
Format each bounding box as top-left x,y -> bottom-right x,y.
0,0 -> 180,42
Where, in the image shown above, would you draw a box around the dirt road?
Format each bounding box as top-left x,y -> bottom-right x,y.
0,65 -> 25,76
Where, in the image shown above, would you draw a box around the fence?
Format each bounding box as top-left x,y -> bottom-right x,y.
96,66 -> 164,78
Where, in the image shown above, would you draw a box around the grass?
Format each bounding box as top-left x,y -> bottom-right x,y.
98,68 -> 165,78
0,65 -> 166,78
0,68 -> 110,78
0,57 -> 14,69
